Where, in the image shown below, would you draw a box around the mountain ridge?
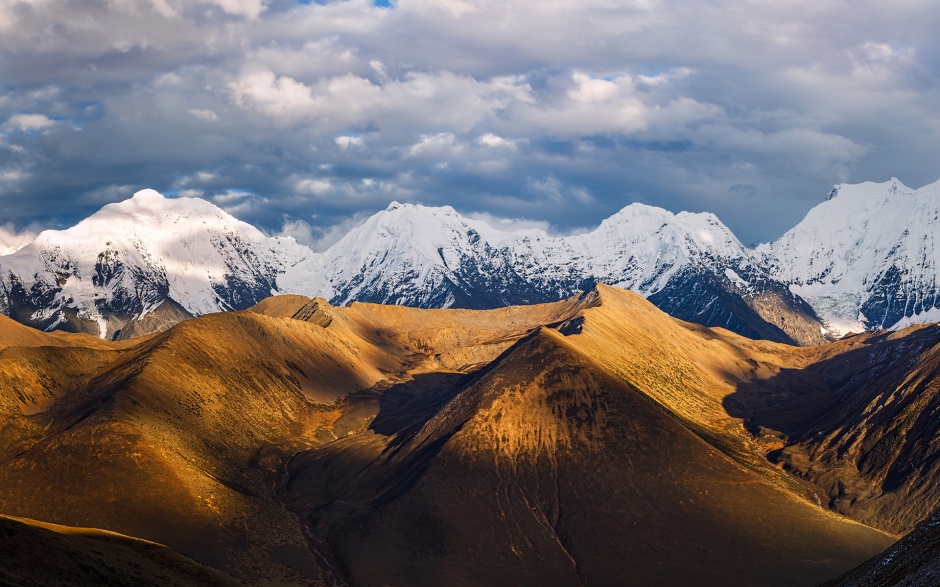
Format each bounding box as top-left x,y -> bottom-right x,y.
2,178 -> 938,344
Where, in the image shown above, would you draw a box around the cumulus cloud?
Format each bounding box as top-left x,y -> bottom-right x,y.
5,113 -> 55,131
477,133 -> 516,149
1,0 -> 939,246
464,211 -> 551,233
278,213 -> 373,252
335,135 -> 365,150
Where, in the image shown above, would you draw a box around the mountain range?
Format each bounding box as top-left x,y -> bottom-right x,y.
5,181 -> 940,585
1,178 -> 939,344
2,284 -> 924,586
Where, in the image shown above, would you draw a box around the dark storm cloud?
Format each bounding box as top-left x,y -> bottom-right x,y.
1,0 -> 939,248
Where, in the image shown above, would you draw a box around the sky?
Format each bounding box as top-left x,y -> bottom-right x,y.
1,0 -> 939,250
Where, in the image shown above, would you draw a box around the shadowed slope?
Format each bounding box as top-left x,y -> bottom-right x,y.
114,298 -> 193,340
725,324 -> 940,533
0,295 -> 601,585
823,510 -> 940,587
0,514 -> 243,587
8,285 -> 940,585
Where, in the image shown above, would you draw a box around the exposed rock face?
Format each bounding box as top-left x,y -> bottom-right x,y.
725,324 -> 940,534
9,180 -> 940,346
114,298 -> 194,340
288,200 -> 830,345
0,189 -> 310,340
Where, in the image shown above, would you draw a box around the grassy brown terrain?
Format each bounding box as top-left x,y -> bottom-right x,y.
0,293 -> 588,584
4,284 -> 939,585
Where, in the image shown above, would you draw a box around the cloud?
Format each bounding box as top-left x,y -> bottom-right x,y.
1,0 -> 940,248
0,222 -> 38,254
5,113 -> 55,131
335,135 -> 365,149
277,212 -> 372,252
529,176 -> 594,205
209,189 -> 269,215
229,68 -> 320,123
463,211 -> 551,233
477,133 -> 517,149
188,109 -> 220,122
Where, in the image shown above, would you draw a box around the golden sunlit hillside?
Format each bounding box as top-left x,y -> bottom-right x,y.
3,284 -> 939,585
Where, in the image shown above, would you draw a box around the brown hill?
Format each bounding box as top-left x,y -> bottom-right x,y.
0,314 -> 125,351
0,293 -> 592,584
280,286 -> 894,586
0,514 -> 243,587
0,310 -> 396,584
4,284 -> 939,585
114,298 -> 193,340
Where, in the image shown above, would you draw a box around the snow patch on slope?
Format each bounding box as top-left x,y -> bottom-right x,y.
891,307 -> 940,330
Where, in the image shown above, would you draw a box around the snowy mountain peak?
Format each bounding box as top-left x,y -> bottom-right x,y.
0,190 -> 311,338
276,197 -> 831,344
14,179 -> 940,345
762,178 -> 940,334
382,200 -> 464,216
0,240 -> 20,256
595,203 -> 744,263
823,178 -> 916,204
131,187 -> 166,203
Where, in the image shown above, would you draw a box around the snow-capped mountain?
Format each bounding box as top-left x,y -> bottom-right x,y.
0,190 -> 311,338
283,201 -> 828,345
282,202 -> 550,309
760,178 -> 940,335
0,186 -> 880,345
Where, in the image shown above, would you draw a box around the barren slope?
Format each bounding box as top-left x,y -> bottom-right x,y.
0,310 -> 403,584
824,510 -> 940,587
0,293 -> 597,585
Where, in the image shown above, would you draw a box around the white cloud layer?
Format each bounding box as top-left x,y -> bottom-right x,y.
1,0 -> 939,245
0,222 -> 38,254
